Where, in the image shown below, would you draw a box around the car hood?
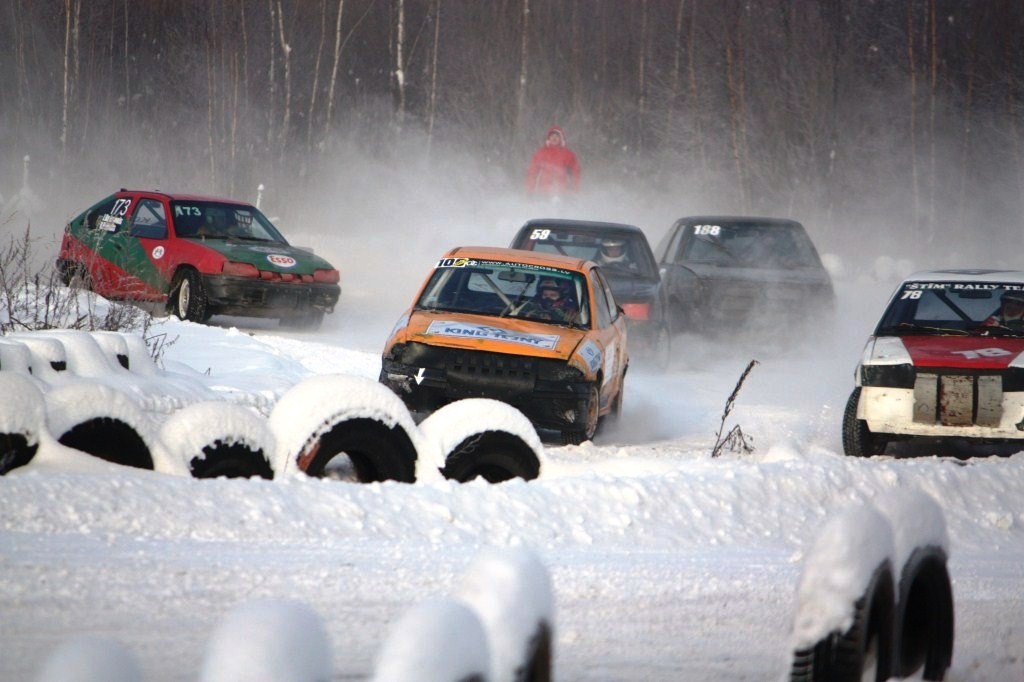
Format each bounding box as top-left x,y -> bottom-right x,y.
685,262 -> 830,286
400,310 -> 587,360
900,336 -> 1024,370
192,239 -> 335,273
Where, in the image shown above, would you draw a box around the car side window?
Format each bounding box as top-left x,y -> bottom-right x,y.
595,269 -> 619,322
128,199 -> 168,239
589,272 -> 612,329
84,198 -> 118,231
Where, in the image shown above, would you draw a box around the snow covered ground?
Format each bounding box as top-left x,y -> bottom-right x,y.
2,273 -> 1024,681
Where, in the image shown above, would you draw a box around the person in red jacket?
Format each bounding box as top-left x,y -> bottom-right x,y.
525,126 -> 581,196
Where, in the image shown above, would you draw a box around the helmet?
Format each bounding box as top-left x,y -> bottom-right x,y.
600,238 -> 627,264
538,278 -> 562,295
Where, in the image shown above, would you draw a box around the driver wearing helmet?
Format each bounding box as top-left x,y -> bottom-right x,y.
984,290 -> 1024,329
595,237 -> 633,270
523,277 -> 577,323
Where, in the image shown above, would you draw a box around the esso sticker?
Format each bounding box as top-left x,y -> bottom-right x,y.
267,254 -> 296,268
151,246 -> 165,260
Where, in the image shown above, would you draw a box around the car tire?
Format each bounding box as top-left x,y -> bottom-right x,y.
789,561 -> 896,682
562,383 -> 600,445
892,546 -> 954,681
842,388 -> 887,457
169,269 -> 208,323
58,417 -> 154,470
301,417 -> 417,483
440,430 -> 541,483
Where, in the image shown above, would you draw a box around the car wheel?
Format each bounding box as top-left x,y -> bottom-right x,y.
842,388 -> 887,457
169,269 -> 208,322
302,417 -> 417,483
440,430 -> 541,483
562,383 -> 600,445
790,562 -> 896,682
61,261 -> 92,290
892,546 -> 954,681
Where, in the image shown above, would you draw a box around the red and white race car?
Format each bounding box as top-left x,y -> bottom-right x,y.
844,269 -> 1024,457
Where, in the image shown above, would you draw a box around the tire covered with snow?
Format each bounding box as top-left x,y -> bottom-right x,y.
269,375 -> 420,483
455,547 -> 555,682
200,599 -> 332,682
372,597 -> 490,682
0,373 -> 45,474
789,561 -> 895,682
789,504 -> 897,682
46,383 -> 157,471
841,388 -> 887,457
160,402 -> 277,479
420,399 -> 544,483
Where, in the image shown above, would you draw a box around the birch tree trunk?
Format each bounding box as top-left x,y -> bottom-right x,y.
276,0 -> 292,157
324,0 -> 345,143
907,1 -> 921,238
516,0 -> 530,138
427,0 -> 441,154
393,0 -> 406,129
307,0 -> 328,151
666,0 -> 686,136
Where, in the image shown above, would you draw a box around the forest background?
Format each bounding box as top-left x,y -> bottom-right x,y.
3,0 -> 1024,265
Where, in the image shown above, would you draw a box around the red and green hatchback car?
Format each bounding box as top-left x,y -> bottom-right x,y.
56,189 -> 341,327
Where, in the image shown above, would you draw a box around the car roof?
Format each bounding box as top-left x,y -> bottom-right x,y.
901,269 -> 1024,284
444,246 -> 591,272
520,218 -> 645,235
675,215 -> 802,227
117,188 -> 252,206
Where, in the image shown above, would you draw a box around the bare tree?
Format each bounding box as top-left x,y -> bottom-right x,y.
324,0 -> 345,143
516,0 -> 530,137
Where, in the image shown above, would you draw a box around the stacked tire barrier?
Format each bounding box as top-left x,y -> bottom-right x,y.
788,490 -> 954,682
34,547 -> 554,682
1,330 -> 545,484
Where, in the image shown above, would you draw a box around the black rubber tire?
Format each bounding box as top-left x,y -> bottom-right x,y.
892,546 -> 954,681
789,561 -> 895,682
842,388 -> 887,457
440,430 -> 541,483
302,417 -> 416,483
521,621 -> 553,682
169,268 -> 209,322
57,417 -> 154,470
561,383 -> 600,445
189,441 -> 274,480
0,433 -> 38,475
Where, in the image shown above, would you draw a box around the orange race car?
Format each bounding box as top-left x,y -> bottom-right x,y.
380,247 -> 629,444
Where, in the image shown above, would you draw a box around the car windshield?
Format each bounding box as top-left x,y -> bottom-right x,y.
514,225 -> 658,279
170,200 -> 287,243
681,222 -> 822,268
415,258 -> 591,329
876,281 -> 1024,337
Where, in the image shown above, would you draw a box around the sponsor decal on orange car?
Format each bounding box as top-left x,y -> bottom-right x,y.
426,320 -> 560,350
